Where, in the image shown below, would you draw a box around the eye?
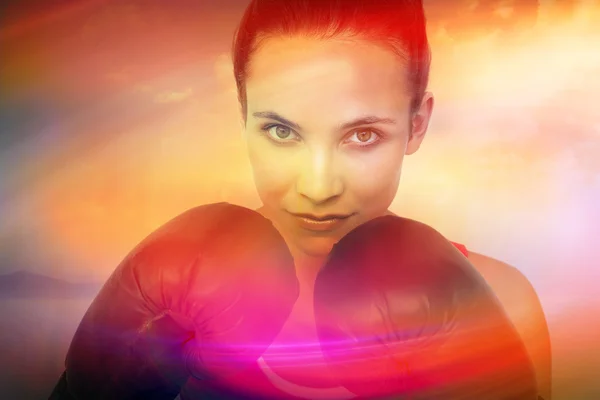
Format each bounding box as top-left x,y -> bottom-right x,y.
344,129 -> 382,147
262,124 -> 300,143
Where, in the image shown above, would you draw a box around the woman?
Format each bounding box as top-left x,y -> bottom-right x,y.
221,0 -> 552,399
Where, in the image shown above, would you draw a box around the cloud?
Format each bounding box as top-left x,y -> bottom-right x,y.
134,84 -> 153,94
153,88 -> 194,104
214,53 -> 234,85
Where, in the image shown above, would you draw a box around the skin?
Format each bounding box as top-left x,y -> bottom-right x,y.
242,35 -> 551,399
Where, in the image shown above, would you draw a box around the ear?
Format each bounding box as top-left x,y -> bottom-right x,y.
406,91 -> 434,155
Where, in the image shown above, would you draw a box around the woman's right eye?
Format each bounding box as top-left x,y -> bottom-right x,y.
262,124 -> 300,143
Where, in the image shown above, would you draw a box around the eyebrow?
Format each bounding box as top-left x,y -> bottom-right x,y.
340,116 -> 397,130
252,111 -> 302,131
252,111 -> 396,132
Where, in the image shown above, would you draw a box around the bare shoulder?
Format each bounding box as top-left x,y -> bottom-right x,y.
467,252 -> 545,328
468,252 -> 537,308
468,251 -> 552,400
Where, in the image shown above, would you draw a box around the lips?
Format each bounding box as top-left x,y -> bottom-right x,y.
288,211 -> 354,233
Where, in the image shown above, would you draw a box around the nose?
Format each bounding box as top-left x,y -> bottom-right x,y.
295,147 -> 344,205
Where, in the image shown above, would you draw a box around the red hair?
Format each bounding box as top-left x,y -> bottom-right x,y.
232,0 -> 431,119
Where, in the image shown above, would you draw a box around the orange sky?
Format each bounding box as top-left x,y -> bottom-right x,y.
1,0 -> 598,299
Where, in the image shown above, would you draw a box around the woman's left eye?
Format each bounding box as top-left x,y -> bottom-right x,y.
345,129 -> 381,146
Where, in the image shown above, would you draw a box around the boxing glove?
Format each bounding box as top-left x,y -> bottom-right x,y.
313,215 -> 538,400
49,203 -> 299,399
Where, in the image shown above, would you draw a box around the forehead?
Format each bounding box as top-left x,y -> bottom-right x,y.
245,36 -> 411,120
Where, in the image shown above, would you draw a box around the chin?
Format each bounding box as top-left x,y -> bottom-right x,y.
295,235 -> 339,258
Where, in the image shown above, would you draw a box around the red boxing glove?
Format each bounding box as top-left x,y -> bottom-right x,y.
314,216 -> 538,399
50,203 -> 299,399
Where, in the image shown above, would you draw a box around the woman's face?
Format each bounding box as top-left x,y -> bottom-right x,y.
244,36 -> 433,257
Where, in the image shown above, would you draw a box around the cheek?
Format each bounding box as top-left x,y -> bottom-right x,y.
246,136 -> 297,204
342,145 -> 404,211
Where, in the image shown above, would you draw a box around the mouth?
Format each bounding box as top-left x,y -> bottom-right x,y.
286,211 -> 355,233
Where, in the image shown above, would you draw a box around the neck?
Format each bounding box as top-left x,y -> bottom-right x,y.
292,251 -> 328,293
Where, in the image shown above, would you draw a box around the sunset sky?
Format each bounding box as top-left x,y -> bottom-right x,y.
1,0 -> 599,310
1,1 -> 599,397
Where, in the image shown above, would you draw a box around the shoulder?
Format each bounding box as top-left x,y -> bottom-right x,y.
467,252 -> 544,325
468,251 -> 553,400
468,252 -> 533,293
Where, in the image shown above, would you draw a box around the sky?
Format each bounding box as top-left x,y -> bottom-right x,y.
0,0 -> 599,311
1,2 -> 599,396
